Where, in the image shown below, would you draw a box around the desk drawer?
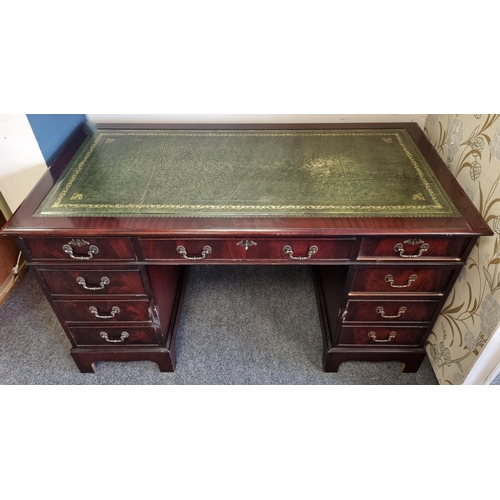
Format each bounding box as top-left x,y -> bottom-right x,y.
140,238 -> 354,262
54,299 -> 151,323
344,299 -> 439,323
68,326 -> 160,347
24,237 -> 136,262
245,238 -> 354,261
358,237 -> 467,260
141,239 -> 245,261
350,266 -> 456,295
39,269 -> 146,296
338,326 -> 427,346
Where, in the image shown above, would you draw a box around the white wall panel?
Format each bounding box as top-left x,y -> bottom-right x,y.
88,114 -> 428,129
0,115 -> 47,213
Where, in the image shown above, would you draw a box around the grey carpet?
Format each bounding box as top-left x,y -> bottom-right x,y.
0,266 -> 438,385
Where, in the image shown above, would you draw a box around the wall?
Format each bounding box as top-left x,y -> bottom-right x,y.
26,114 -> 86,165
424,115 -> 500,384
0,115 -> 88,214
88,114 -> 428,128
0,115 -> 48,213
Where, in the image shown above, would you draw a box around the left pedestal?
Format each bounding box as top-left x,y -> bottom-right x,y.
67,266 -> 188,373
20,235 -> 188,374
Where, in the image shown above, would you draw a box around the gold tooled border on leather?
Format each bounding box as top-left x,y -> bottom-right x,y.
35,129 -> 460,218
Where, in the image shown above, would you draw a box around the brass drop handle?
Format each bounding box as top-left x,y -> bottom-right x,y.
283,245 -> 318,260
394,241 -> 429,258
63,239 -> 99,260
89,306 -> 120,319
385,274 -> 417,288
376,306 -> 407,319
176,245 -> 212,260
368,331 -> 397,343
100,331 -> 129,343
76,276 -> 110,291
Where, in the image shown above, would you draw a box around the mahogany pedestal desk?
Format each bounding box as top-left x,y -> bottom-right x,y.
1,122 -> 492,374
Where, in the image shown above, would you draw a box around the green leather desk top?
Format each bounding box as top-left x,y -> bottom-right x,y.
35,128 -> 459,218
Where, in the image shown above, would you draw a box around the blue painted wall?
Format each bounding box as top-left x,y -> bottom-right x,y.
26,114 -> 87,165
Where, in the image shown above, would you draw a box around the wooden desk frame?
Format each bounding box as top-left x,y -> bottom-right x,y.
1,122 -> 492,374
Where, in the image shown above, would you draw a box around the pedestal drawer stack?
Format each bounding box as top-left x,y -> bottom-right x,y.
317,236 -> 467,372
19,236 -> 184,373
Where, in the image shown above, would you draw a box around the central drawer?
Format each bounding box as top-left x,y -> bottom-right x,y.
140,238 -> 354,262
54,299 -> 151,323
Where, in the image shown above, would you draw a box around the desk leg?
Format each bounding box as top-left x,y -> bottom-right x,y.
71,348 -> 176,373
322,348 -> 426,373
